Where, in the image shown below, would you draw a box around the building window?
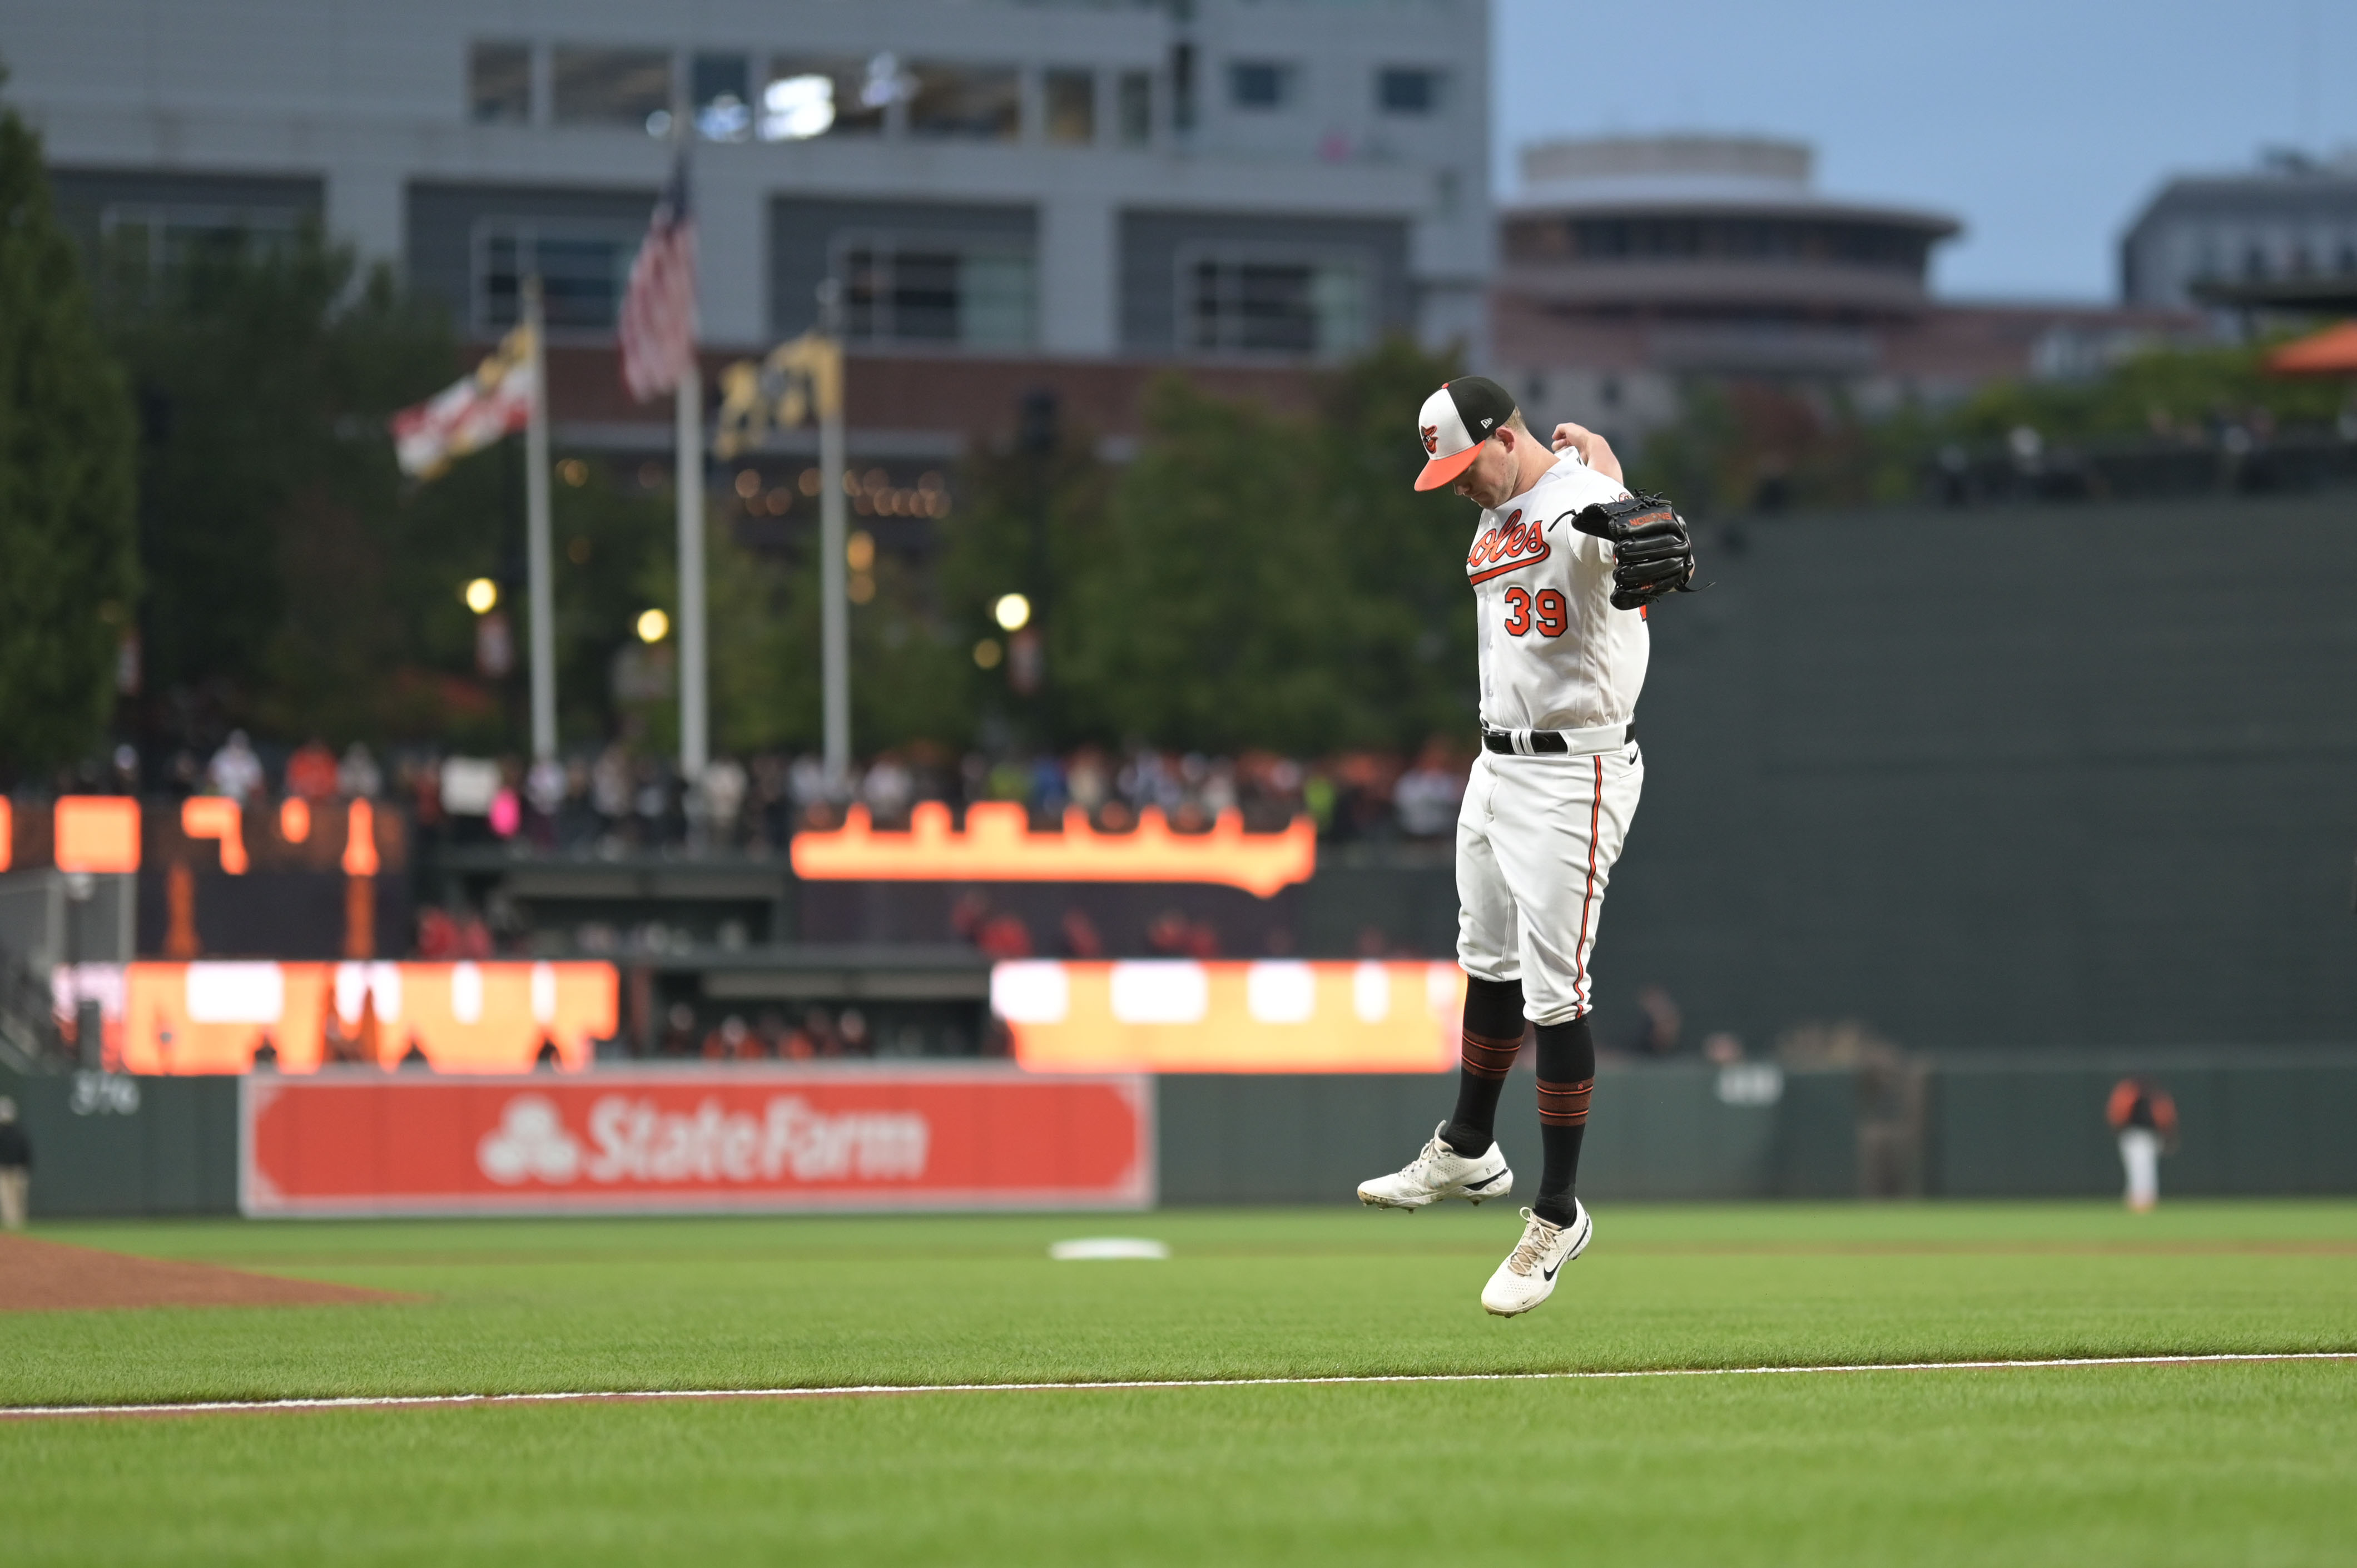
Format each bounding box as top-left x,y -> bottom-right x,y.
692,53 -> 751,141
1045,69 -> 1095,145
1228,61 -> 1296,111
552,47 -> 673,130
1377,67 -> 1440,115
469,42 -> 532,124
476,224 -> 637,334
1171,44 -> 1195,132
765,56 -> 891,139
100,205 -> 300,276
1116,70 -> 1153,145
1183,253 -> 1366,357
907,64 -> 1022,141
836,239 -> 1035,349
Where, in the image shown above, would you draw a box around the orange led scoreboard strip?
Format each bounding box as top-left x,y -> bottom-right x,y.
114,961 -> 619,1075
791,801 -> 1317,899
1,796 -> 389,877
994,959 -> 1464,1074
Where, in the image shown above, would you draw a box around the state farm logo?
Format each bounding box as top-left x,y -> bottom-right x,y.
478,1097 -> 582,1184
475,1093 -> 930,1186
1467,508 -> 1552,584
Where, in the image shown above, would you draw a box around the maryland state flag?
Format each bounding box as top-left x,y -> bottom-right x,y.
389,325 -> 538,479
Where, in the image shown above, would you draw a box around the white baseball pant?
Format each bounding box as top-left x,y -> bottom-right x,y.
2118,1128 -> 2161,1210
1455,740 -> 1644,1026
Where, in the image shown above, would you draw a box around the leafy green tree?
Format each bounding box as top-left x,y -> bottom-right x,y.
1056,375 -> 1332,750
98,229 -> 465,745
1627,340 -> 2353,522
0,78 -> 138,772
644,510 -> 974,760
1056,340 -> 1481,754
1307,335 -> 1478,746
1943,340 -> 2345,447
932,399 -> 1119,748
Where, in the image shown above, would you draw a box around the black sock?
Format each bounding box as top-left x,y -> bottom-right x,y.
1531,1015 -> 1596,1226
1442,977 -> 1526,1157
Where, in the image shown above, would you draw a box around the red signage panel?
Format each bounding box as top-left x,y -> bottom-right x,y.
240,1068 -> 1154,1217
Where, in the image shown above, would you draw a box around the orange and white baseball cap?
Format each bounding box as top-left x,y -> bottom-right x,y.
1412,375 -> 1518,492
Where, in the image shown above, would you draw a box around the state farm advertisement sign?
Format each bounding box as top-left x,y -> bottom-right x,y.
240,1069 -> 1154,1216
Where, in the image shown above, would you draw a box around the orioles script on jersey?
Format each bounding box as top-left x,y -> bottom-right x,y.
1467,507 -> 1554,585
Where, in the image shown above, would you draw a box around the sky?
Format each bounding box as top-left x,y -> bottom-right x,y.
1491,0 -> 2357,302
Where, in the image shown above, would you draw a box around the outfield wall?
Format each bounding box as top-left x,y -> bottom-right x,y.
5,1053 -> 2355,1217
1154,1065 -> 1857,1204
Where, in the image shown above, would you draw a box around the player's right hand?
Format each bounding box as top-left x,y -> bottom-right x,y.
1551,422 -> 1624,483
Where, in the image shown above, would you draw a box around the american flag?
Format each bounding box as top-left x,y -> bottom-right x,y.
619,155 -> 698,402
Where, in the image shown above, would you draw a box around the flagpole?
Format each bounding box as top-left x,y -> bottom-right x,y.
523,276 -> 557,763
670,115 -> 708,784
677,358 -> 708,780
817,279 -> 850,788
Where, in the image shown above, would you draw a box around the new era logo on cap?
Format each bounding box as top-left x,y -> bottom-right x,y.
1412,376 -> 1517,492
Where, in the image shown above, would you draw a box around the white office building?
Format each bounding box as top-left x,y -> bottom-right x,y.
3,0 -> 1488,389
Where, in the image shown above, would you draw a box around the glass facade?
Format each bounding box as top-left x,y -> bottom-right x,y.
840,241 -> 1036,349
907,64 -> 1023,140
477,226 -> 636,332
1185,256 -> 1364,356
551,48 -> 673,129
469,42 -> 532,124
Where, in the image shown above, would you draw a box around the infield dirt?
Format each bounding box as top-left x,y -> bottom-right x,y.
0,1234 -> 406,1313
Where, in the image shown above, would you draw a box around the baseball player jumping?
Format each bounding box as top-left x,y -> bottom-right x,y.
1358,374 -> 1694,1318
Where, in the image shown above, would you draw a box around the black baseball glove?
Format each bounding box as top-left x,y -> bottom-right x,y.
1569,493 -> 1698,611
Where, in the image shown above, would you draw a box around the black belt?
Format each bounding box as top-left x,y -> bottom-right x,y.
1481,724 -> 1635,756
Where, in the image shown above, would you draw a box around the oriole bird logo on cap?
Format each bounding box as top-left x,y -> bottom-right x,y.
1412,376 -> 1519,492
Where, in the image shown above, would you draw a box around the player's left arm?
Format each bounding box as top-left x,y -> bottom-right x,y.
1566,492 -> 1698,612
1550,421 -> 1623,484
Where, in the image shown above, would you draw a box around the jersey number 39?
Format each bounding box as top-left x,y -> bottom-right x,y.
1501,587 -> 1567,638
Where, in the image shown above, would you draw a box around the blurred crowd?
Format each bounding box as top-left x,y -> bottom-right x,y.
71,731 -> 1477,855
637,1001 -> 996,1062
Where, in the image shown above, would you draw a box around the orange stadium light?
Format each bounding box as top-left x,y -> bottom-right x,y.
343,798 -> 380,877
996,959 -> 1462,1074
54,796 -> 141,874
181,797 -> 247,874
791,801 -> 1316,898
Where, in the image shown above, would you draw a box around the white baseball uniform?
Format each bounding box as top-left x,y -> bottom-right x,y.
1456,451 -> 1648,1026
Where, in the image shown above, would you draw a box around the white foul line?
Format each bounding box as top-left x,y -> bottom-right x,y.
3,1351 -> 2353,1421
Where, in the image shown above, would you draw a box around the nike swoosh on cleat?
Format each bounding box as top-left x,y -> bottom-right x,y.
1542,1258 -> 1563,1282
1463,1171 -> 1506,1191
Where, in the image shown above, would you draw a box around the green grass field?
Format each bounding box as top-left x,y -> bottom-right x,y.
8,1200 -> 2356,1565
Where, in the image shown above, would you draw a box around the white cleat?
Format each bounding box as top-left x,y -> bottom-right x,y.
1481,1202 -> 1592,1318
1357,1123 -> 1514,1210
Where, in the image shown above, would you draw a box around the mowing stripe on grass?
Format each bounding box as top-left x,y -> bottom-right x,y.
6,1352 -> 2355,1421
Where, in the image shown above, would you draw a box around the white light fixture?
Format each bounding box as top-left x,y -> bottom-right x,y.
637,608 -> 670,643
760,75 -> 835,141
697,94 -> 751,143
860,52 -> 914,110
463,578 -> 499,615
993,593 -> 1031,632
